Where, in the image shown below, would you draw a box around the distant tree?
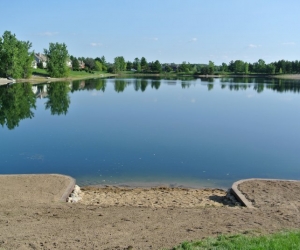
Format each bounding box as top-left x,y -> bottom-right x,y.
200,66 -> 209,75
114,56 -> 126,73
228,60 -> 234,72
94,61 -> 103,71
178,61 -> 190,72
101,56 -> 106,65
71,57 -> 80,70
84,57 -> 95,70
151,60 -> 162,72
234,60 -> 245,73
133,58 -> 141,71
126,61 -> 133,71
221,63 -> 228,72
208,61 -> 214,74
244,62 -> 249,74
44,42 -> 70,77
254,59 -> 266,73
163,64 -> 173,72
0,31 -> 33,78
140,57 -> 148,71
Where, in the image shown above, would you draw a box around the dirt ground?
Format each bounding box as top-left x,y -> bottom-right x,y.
1,177 -> 300,250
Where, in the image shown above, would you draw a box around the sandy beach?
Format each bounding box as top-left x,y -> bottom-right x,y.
0,175 -> 300,250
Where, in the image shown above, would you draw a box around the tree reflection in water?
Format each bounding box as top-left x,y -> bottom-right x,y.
0,83 -> 36,130
1,77 -> 300,130
45,81 -> 71,115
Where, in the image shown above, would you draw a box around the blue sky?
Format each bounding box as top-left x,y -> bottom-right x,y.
1,0 -> 300,64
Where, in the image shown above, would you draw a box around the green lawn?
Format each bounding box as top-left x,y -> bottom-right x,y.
32,68 -> 109,79
172,230 -> 300,250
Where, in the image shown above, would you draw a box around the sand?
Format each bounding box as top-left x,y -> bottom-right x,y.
0,176 -> 300,250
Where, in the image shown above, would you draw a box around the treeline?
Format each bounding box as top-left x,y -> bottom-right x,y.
108,58 -> 300,75
1,30 -> 300,79
90,56 -> 300,75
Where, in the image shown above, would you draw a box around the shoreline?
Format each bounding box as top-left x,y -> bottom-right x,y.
0,73 -> 116,86
1,73 -> 300,86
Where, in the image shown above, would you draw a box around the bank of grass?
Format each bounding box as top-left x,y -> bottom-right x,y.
32,68 -> 108,78
171,230 -> 300,250
24,69 -> 115,84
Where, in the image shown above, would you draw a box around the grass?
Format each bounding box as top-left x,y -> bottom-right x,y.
32,68 -> 49,77
32,68 -> 112,79
172,230 -> 300,250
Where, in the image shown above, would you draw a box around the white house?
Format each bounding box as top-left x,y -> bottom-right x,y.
34,53 -> 47,68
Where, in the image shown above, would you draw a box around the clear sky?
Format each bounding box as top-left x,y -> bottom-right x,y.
1,0 -> 300,64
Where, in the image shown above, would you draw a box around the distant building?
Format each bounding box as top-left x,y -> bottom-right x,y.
33,53 -> 75,69
78,60 -> 85,69
66,58 -> 72,68
34,53 -> 47,68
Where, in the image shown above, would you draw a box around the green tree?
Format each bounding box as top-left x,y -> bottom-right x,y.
233,60 -> 245,73
133,58 -> 141,71
178,61 -> 189,72
71,57 -> 80,70
208,61 -> 214,74
94,61 -> 103,71
163,64 -> 173,72
114,56 -> 126,73
245,62 -> 249,74
44,42 -> 70,77
151,60 -> 162,72
221,63 -> 228,73
126,61 -> 133,70
140,57 -> 148,71
99,56 -> 107,71
45,81 -> 70,115
0,31 -> 33,78
84,57 -> 95,70
254,59 -> 266,73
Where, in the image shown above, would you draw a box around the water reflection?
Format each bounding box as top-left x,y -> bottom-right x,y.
45,81 -> 71,115
1,77 -> 300,130
0,83 -> 36,130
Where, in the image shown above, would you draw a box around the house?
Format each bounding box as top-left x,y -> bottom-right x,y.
32,60 -> 37,69
33,53 -> 74,69
78,60 -> 85,69
66,58 -> 72,68
34,53 -> 47,68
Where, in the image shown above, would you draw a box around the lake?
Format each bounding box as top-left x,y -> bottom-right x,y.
1,77 -> 300,188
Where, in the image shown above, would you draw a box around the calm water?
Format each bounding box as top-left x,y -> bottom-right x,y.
1,77 -> 300,188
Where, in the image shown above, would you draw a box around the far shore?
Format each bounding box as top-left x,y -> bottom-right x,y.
1,73 -> 300,86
